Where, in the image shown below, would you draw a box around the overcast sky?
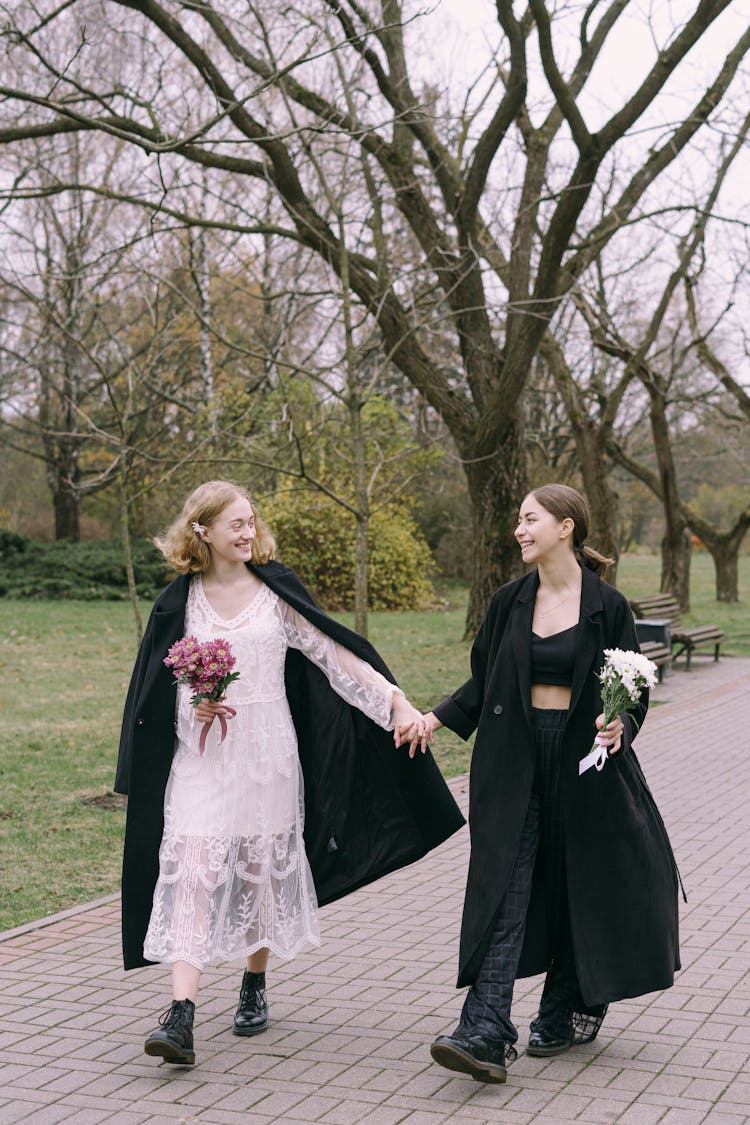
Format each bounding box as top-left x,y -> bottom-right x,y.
412,0 -> 750,128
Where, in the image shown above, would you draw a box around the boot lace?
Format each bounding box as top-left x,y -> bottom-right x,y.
158,1000 -> 192,1032
530,1011 -> 573,1040
240,975 -> 265,1006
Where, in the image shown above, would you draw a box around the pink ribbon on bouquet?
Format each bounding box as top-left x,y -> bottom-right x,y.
198,704 -> 237,756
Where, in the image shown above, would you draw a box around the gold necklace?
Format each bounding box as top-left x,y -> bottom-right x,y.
536,586 -> 578,618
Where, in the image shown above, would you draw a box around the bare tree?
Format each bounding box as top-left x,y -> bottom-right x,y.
537,323 -> 637,577
565,113 -> 750,606
1,1 -> 747,627
0,136 -> 144,537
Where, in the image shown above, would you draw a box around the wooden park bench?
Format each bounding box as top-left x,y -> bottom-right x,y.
637,639 -> 673,682
629,593 -> 725,671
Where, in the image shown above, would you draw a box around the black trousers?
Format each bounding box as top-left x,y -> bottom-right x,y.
456,708 -> 605,1045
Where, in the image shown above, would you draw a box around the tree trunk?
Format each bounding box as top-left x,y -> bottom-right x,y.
348,391 -> 369,636
693,523 -> 749,603
353,509 -> 369,636
683,505 -> 750,604
649,390 -> 691,612
339,219 -> 370,638
660,527 -> 692,613
710,548 -> 739,603
52,477 -> 80,540
463,413 -> 527,637
120,471 -> 143,644
575,426 -> 620,583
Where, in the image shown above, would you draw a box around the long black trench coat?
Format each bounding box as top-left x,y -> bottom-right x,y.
434,565 -> 680,1006
115,561 -> 465,971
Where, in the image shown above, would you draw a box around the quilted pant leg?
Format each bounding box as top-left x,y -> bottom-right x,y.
454,793 -> 540,1046
534,710 -> 606,1024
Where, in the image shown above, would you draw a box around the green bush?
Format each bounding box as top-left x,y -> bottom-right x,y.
264,495 -> 435,611
0,538 -> 171,600
0,529 -> 29,561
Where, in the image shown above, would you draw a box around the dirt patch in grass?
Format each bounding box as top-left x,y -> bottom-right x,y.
79,791 -> 127,811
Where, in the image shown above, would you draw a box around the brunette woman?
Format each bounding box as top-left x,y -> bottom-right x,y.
423,484 -> 680,1083
115,480 -> 463,1066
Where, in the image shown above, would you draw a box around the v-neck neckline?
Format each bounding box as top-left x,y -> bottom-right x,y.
195,573 -> 269,626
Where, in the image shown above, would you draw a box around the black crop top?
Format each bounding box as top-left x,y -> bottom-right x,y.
530,623 -> 578,687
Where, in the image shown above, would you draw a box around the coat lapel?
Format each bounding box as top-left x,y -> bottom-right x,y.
567,566 -> 604,722
139,574 -> 190,705
510,571 -> 538,731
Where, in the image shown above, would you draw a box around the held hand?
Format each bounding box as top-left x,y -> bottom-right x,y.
595,712 -> 624,756
392,695 -> 429,759
422,711 -> 443,741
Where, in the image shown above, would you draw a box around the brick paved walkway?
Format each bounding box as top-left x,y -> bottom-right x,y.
1,657 -> 749,1125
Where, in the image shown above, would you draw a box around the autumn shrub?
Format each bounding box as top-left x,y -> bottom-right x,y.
264,494 -> 435,611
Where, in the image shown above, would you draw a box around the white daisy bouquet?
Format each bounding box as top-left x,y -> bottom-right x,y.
579,648 -> 659,775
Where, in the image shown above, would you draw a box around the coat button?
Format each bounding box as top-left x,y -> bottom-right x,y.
493,704 -> 503,716
136,718 -> 144,726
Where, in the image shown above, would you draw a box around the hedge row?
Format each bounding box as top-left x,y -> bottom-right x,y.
0,531 -> 170,600
0,501 -> 435,611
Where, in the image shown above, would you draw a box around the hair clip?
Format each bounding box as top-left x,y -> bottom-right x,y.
191,521 -> 206,537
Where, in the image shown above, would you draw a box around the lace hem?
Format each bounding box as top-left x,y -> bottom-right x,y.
143,930 -> 322,970
143,831 -> 320,970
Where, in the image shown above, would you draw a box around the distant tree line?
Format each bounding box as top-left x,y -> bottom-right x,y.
1,1 -> 748,634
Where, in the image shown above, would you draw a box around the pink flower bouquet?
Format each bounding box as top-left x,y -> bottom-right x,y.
164,636 -> 240,755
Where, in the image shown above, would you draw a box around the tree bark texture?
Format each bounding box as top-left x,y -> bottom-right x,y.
684,514 -> 750,603
51,474 -> 80,541
649,392 -> 691,612
463,411 -> 527,636
578,437 -> 620,581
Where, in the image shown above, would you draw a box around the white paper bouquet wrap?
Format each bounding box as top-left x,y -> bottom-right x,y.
579,648 -> 658,776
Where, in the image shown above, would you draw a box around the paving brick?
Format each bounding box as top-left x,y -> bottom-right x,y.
659,1110 -> 713,1124
15,1106 -> 75,1125
55,1111 -> 113,1125
317,1099 -> 380,1124
615,1106 -> 667,1124
1,662 -> 749,1125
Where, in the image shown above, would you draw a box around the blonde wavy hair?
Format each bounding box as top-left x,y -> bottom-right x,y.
154,480 -> 276,574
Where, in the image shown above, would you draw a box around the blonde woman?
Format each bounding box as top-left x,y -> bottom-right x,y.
115,480 -> 463,1066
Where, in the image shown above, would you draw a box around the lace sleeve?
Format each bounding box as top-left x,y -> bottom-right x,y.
280,602 -> 403,730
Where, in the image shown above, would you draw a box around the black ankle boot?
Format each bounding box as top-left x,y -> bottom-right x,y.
144,999 -> 195,1065
233,970 -> 268,1036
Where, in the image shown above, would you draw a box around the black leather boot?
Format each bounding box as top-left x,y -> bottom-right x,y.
430,1033 -> 517,1084
527,1005 -> 607,1057
144,999 -> 195,1065
233,970 -> 268,1036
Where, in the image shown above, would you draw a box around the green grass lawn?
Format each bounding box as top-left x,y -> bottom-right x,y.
1,552 -> 747,931
617,552 -> 750,657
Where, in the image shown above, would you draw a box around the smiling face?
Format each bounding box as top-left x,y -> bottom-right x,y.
514,492 -> 574,565
202,495 -> 257,564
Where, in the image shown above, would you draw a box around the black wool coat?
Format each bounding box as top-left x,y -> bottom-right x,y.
434,565 -> 681,1005
115,561 -> 465,971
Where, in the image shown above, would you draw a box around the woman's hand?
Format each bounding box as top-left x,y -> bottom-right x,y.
392,695 -> 429,758
595,712 -> 625,756
195,697 -> 234,724
422,711 -> 443,741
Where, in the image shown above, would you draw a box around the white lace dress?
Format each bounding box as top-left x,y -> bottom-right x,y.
142,576 -> 400,970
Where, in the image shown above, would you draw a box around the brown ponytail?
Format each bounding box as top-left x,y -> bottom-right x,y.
530,484 -> 614,578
